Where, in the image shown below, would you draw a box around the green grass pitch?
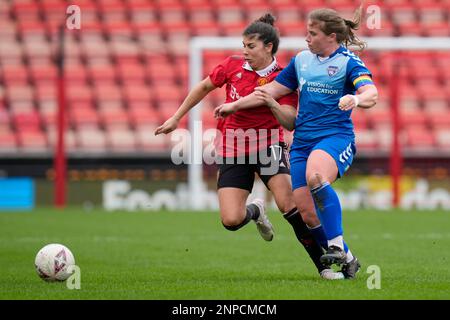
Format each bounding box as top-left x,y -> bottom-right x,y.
0,208 -> 449,300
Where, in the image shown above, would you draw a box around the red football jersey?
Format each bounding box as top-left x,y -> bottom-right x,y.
209,56 -> 298,157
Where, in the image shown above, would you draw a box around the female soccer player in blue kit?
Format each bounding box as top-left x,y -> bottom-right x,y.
215,7 -> 378,279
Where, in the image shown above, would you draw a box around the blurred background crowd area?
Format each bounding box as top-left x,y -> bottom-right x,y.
0,0 -> 449,156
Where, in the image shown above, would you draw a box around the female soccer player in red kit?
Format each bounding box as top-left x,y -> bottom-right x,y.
155,14 -> 343,280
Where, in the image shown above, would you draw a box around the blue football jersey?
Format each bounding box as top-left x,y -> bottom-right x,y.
275,46 -> 374,144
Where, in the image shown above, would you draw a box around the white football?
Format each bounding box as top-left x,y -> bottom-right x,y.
35,244 -> 75,281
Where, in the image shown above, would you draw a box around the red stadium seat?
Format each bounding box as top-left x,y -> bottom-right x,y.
71,107 -> 100,127
94,84 -> 123,103
117,63 -> 146,82
128,103 -> 161,127
0,131 -> 17,151
241,0 -> 271,6
0,109 -> 10,126
405,126 -> 436,150
1,65 -> 29,83
106,126 -> 137,152
76,127 -> 107,152
428,113 -> 450,130
158,3 -> 187,27
29,65 -> 57,82
397,22 -> 424,37
400,109 -> 428,128
99,107 -> 130,127
6,85 -> 34,102
423,22 -> 450,37
351,109 -> 368,130
389,4 -> 418,25
46,128 -> 77,151
9,101 -> 35,115
17,129 -> 48,151
217,4 -> 245,26
278,21 -> 307,37
153,84 -> 185,104
135,124 -> 168,152
220,21 -> 247,36
65,65 -> 88,84
355,129 -> 378,151
13,111 -> 41,131
88,65 -> 117,82
418,4 -> 447,25
0,40 -> 23,60
191,21 -> 221,36
434,128 -> 450,151
67,85 -> 94,103
366,107 -> 391,128
123,85 -> 152,103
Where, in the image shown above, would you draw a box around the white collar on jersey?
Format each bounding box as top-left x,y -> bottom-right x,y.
317,56 -> 330,62
243,57 -> 278,77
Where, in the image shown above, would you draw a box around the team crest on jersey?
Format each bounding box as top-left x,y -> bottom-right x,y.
257,77 -> 269,86
327,66 -> 339,76
235,72 -> 242,79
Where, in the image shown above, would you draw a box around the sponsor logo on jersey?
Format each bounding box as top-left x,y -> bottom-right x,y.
230,84 -> 241,100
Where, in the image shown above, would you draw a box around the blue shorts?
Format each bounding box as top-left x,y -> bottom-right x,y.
290,135 -> 356,190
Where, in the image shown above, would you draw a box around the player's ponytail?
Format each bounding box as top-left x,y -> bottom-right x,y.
243,13 -> 280,55
309,5 -> 367,51
343,4 -> 366,51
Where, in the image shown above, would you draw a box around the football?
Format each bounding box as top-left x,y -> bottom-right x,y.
34,244 -> 75,281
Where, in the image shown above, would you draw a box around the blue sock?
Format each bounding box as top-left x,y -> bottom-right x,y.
310,182 -> 343,244
309,224 -> 328,250
312,204 -> 349,253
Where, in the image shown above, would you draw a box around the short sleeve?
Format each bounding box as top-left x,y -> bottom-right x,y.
277,91 -> 299,109
275,57 -> 299,91
347,57 -> 374,90
208,56 -> 232,88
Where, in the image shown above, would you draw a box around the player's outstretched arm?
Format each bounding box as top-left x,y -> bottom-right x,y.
338,84 -> 378,111
155,77 -> 217,135
254,86 -> 297,131
214,81 -> 292,118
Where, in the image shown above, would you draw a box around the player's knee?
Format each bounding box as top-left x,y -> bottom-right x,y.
306,172 -> 324,189
221,216 -> 244,231
277,197 -> 296,214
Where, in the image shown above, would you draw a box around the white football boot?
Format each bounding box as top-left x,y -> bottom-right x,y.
320,268 -> 345,280
251,199 -> 274,241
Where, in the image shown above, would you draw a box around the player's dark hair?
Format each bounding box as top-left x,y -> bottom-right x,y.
309,6 -> 366,51
243,13 -> 280,55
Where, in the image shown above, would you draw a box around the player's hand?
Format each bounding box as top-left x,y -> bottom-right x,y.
339,94 -> 359,111
214,103 -> 236,119
254,87 -> 279,109
154,117 -> 179,135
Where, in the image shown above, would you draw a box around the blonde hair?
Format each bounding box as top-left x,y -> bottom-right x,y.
309,5 -> 366,51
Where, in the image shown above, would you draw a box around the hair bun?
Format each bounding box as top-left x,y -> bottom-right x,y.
257,13 -> 276,26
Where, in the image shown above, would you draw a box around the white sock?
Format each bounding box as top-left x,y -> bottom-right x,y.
328,235 -> 344,250
346,250 -> 354,263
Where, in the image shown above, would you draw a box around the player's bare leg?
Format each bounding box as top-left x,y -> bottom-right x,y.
218,187 -> 273,241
